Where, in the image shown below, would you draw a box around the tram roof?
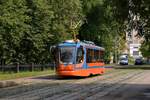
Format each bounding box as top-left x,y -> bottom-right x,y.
58,40 -> 105,51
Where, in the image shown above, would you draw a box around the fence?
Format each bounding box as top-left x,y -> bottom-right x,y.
0,63 -> 55,73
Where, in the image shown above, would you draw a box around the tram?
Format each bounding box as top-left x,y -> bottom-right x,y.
51,40 -> 105,77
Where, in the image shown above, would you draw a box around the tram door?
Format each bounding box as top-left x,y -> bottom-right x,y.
75,46 -> 84,69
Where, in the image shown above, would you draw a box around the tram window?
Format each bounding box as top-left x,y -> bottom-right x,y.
99,51 -> 104,61
87,49 -> 104,63
86,49 -> 91,63
60,47 -> 75,64
94,50 -> 100,62
76,46 -> 84,63
86,49 -> 94,63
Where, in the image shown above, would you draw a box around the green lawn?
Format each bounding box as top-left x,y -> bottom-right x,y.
0,70 -> 55,81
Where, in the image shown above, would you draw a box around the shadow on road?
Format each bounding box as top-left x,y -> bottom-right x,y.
31,75 -> 57,80
30,74 -> 100,80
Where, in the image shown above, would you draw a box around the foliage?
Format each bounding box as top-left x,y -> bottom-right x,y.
20,0 -> 54,64
104,0 -> 150,58
0,0 -> 84,64
79,0 -> 126,62
50,0 -> 84,41
1,0 -> 149,64
131,0 -> 150,57
0,0 -> 30,64
140,41 -> 150,57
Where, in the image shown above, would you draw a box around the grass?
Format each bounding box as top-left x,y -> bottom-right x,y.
0,69 -> 55,81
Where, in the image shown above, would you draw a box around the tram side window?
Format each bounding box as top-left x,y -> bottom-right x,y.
87,49 -> 104,63
94,50 -> 100,62
99,51 -> 104,62
86,49 -> 93,63
76,46 -> 84,63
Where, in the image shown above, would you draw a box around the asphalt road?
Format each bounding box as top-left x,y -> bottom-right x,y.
0,65 -> 150,100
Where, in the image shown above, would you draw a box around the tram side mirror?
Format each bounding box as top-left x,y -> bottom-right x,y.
50,45 -> 56,54
50,45 -> 58,60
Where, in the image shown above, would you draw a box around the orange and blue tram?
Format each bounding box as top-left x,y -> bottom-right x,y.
52,40 -> 105,77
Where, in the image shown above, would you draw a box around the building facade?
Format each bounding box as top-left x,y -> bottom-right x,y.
126,29 -> 143,58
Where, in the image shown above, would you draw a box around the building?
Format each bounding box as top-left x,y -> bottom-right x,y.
126,29 -> 143,58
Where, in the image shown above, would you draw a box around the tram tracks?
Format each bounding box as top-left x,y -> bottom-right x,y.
46,70 -> 142,100
85,71 -> 145,100
0,70 -> 121,99
0,69 -> 143,100
98,70 -> 150,100
1,69 -> 122,99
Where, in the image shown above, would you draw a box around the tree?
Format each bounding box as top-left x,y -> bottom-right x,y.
22,0 -> 54,63
101,0 -> 150,58
0,0 -> 84,64
0,0 -> 133,64
140,41 -> 150,58
0,0 -> 30,64
50,0 -> 84,41
132,0 -> 150,57
79,0 -> 126,63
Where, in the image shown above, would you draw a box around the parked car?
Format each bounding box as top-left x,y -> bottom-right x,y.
135,58 -> 143,65
119,58 -> 128,65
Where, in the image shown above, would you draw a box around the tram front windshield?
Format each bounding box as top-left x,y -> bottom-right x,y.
60,47 -> 75,64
